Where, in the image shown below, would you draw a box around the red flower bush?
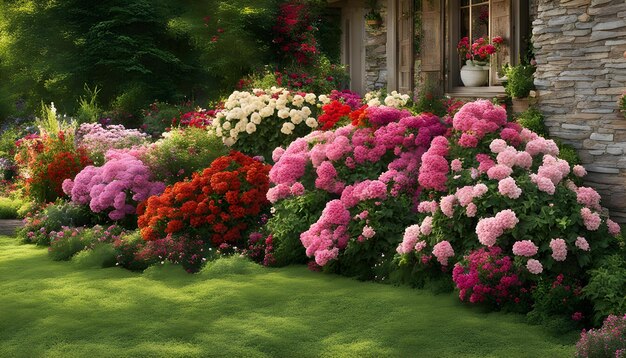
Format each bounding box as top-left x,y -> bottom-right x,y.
138,151 -> 271,247
318,100 -> 352,130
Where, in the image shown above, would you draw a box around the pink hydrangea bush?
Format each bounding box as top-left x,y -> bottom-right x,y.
264,108 -> 448,279
396,99 -> 621,314
75,123 -> 149,165
63,150 -> 166,221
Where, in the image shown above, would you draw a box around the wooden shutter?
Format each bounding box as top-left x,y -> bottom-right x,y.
397,0 -> 413,94
421,0 -> 443,94
490,0 -> 511,85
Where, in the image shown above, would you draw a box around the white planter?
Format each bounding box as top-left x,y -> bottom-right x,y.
460,62 -> 489,87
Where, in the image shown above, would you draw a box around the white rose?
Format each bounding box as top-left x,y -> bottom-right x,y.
277,109 -> 290,119
245,122 -> 257,134
305,117 -> 318,128
223,137 -> 236,147
229,129 -> 239,138
222,121 -> 232,130
292,95 -> 305,107
291,113 -> 303,125
384,96 -> 396,106
251,112 -> 262,124
215,127 -> 223,137
259,106 -> 274,118
304,93 -> 316,104
301,106 -> 312,116
281,122 -> 295,135
367,98 -> 381,106
318,95 -> 330,104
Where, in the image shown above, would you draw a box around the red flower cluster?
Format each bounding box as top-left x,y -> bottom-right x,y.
172,110 -> 213,128
138,151 -> 271,247
273,2 -> 318,65
349,105 -> 369,127
457,36 -> 502,62
45,148 -> 92,197
318,100 -> 352,130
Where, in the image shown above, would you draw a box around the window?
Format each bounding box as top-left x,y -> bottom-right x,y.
446,0 -> 530,94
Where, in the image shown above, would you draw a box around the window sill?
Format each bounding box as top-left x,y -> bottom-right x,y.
446,86 -> 507,99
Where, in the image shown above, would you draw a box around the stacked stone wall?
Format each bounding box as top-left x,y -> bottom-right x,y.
365,3 -> 388,91
532,0 -> 626,223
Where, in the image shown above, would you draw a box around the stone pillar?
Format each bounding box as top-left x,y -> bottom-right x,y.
532,0 -> 626,223
365,2 -> 388,91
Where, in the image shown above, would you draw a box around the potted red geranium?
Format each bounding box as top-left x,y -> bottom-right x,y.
457,36 -> 503,87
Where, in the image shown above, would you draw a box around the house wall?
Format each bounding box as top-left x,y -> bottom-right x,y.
532,0 -> 626,223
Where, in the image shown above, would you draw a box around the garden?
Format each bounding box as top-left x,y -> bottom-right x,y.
0,1 -> 625,357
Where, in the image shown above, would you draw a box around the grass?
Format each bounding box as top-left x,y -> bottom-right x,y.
0,235 -> 576,357
0,196 -> 23,219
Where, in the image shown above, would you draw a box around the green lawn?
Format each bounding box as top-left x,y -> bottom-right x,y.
0,235 -> 575,357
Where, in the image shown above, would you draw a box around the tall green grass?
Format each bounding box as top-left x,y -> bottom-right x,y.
0,197 -> 23,219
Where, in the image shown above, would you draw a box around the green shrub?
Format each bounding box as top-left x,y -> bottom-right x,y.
200,256 -> 263,277
72,243 -> 117,268
504,64 -> 535,98
141,101 -> 190,138
113,230 -> 152,271
584,254 -> 626,325
75,85 -> 102,124
0,197 -> 23,219
555,140 -> 581,166
264,192 -> 330,267
143,127 -> 228,184
515,107 -> 547,137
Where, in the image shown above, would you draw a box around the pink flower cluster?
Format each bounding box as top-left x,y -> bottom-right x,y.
580,207 -> 601,231
512,240 -> 538,257
526,259 -> 543,274
300,200 -> 351,266
475,209 -> 519,247
452,100 -> 507,146
75,123 -> 149,162
418,136 -> 450,191
575,237 -> 589,251
575,186 -> 601,211
498,177 -> 522,199
396,217 -> 433,255
63,153 -> 166,220
549,238 -> 567,262
452,246 -> 522,304
432,241 -> 455,266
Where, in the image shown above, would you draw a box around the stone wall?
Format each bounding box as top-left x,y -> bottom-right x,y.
365,3 -> 388,91
532,0 -> 626,223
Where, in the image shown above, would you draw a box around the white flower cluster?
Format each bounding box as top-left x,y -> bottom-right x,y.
363,90 -> 411,108
212,87 -> 320,146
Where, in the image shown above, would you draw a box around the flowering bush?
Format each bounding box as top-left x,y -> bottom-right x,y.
273,1 -> 318,66
18,201 -> 94,246
212,88 -> 321,160
15,131 -> 92,202
457,36 -> 503,64
63,151 -> 166,221
452,246 -> 528,308
75,123 -> 149,165
142,127 -> 228,184
576,314 -> 626,358
135,233 -> 209,272
363,90 -> 411,108
395,99 -> 621,317
265,107 -> 447,278
172,109 -> 214,129
138,151 -> 271,249
48,224 -> 127,261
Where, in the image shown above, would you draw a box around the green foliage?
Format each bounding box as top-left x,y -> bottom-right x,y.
266,192 -> 331,266
503,64 -> 536,98
75,85 -> 101,124
0,197 -> 23,219
143,127 -> 228,184
71,243 -> 117,268
584,254 -> 626,325
113,230 -> 151,271
555,140 -> 581,166
0,236 -> 576,357
200,256 -> 263,277
516,107 -> 547,137
620,93 -> 626,118
141,101 -> 190,138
